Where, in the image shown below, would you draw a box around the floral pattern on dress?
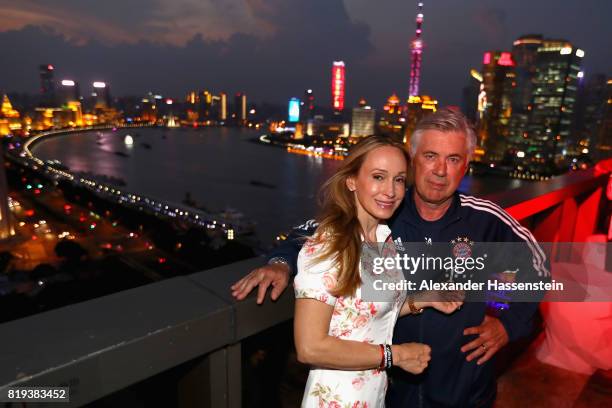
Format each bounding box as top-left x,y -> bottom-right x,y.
295,224 -> 406,408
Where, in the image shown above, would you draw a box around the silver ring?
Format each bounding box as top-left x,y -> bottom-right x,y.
481,344 -> 487,351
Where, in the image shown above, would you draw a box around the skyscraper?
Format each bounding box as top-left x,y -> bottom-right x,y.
408,2 -> 425,97
234,93 -> 247,125
92,81 -> 111,108
508,35 -> 543,144
526,40 -> 584,166
198,90 -> 213,120
186,91 -> 198,105
461,69 -> 482,124
304,89 -> 315,119
140,94 -> 157,123
58,79 -> 80,106
288,98 -> 300,122
351,105 -> 376,137
331,61 -> 345,114
480,51 -> 516,160
381,94 -> 402,124
593,79 -> 612,161
573,74 -> 608,154
39,64 -> 56,106
404,95 -> 437,145
378,94 -> 404,137
219,92 -> 227,122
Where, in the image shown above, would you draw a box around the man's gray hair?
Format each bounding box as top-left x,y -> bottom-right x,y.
410,107 -> 477,159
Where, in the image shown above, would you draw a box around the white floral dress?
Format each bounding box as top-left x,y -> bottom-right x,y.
294,224 -> 406,408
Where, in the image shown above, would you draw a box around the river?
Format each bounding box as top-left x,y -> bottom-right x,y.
31,127 -> 527,244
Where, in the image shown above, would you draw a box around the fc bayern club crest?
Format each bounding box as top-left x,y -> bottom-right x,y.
451,237 -> 474,258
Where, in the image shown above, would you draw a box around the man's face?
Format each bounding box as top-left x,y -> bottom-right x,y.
411,130 -> 469,206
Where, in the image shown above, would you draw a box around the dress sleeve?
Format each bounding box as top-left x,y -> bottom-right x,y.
293,239 -> 338,307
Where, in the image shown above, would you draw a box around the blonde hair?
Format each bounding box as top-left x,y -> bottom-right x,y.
311,135 -> 409,297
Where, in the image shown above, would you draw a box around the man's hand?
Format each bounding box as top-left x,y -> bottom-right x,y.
461,315 -> 509,365
230,263 -> 290,304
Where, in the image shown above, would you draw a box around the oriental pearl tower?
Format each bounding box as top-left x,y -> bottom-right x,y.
408,2 -> 425,97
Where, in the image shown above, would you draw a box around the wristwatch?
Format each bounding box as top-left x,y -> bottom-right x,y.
408,295 -> 424,314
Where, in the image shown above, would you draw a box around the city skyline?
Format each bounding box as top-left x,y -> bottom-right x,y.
0,0 -> 610,108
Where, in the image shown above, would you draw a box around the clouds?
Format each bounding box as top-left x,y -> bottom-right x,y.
0,0 -> 275,45
1,0 -> 609,108
0,0 -> 364,46
0,0 -> 156,45
0,0 -> 374,106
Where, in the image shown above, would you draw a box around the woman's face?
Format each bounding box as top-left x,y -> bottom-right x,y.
347,145 -> 408,222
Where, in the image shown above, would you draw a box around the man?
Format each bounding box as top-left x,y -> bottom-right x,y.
231,108 -> 547,407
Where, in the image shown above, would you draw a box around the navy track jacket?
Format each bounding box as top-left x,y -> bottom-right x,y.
268,187 -> 548,407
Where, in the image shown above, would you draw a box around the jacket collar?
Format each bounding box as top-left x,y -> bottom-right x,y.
394,186 -> 462,228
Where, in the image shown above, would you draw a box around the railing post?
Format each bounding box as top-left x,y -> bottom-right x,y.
178,343 -> 241,408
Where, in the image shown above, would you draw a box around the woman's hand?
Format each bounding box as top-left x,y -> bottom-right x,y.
391,343 -> 431,374
428,300 -> 463,314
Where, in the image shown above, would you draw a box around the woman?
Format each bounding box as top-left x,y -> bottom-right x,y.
294,136 -> 462,408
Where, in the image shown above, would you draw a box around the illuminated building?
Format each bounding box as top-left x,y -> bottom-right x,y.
404,95 -> 438,145
1,95 -> 19,120
199,90 -> 213,120
58,79 -> 80,106
593,79 -> 612,160
203,90 -> 212,105
234,93 -> 247,125
166,115 -> 179,128
32,101 -> 85,129
140,94 -> 157,123
0,94 -> 22,136
573,74 -> 608,156
461,69 -> 482,124
381,94 -> 402,124
304,89 -> 315,119
186,91 -> 198,105
92,81 -> 111,108
39,64 -> 56,106
89,82 -> 119,125
378,94 -> 404,136
294,122 -> 304,140
185,91 -> 199,122
508,35 -> 543,143
311,121 -> 350,138
219,92 -> 228,122
479,51 -> 516,160
408,2 -> 425,97
288,98 -> 300,122
351,105 -> 376,137
331,61 -> 345,114
33,107 -> 62,130
0,151 -> 15,239
526,40 -> 584,166
67,101 -> 84,127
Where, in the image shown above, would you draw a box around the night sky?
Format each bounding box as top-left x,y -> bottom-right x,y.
0,0 -> 610,108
